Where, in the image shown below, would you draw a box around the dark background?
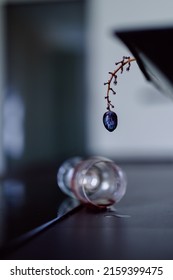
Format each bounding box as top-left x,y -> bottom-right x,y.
1,0 -> 87,253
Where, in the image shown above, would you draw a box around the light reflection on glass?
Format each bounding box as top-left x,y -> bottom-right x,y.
57,197 -> 80,219
57,156 -> 127,208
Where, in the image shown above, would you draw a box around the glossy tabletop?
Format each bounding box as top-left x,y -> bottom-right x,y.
1,161 -> 173,259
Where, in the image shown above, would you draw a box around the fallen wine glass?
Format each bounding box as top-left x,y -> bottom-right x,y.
57,156 -> 127,208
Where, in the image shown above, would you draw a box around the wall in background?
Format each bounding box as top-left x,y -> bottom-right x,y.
86,0 -> 173,160
1,0 -> 173,173
2,1 -> 86,171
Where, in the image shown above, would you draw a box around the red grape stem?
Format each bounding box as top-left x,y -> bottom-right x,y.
104,56 -> 136,110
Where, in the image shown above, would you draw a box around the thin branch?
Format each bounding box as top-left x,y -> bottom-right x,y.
104,57 -> 136,110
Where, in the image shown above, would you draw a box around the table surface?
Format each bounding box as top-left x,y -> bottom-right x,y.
1,161 -> 173,260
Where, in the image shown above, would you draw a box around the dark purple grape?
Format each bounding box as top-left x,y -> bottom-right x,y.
103,111 -> 118,132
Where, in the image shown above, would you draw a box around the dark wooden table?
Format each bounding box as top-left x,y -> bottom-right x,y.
1,161 -> 173,259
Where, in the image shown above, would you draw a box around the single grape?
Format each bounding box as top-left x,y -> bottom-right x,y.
103,110 -> 118,132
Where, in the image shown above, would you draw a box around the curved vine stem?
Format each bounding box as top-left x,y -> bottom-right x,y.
104,56 -> 136,110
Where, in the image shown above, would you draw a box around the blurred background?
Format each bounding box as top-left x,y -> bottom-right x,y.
0,0 -> 173,175
86,0 -> 173,160
0,0 -> 86,173
0,0 -> 173,256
